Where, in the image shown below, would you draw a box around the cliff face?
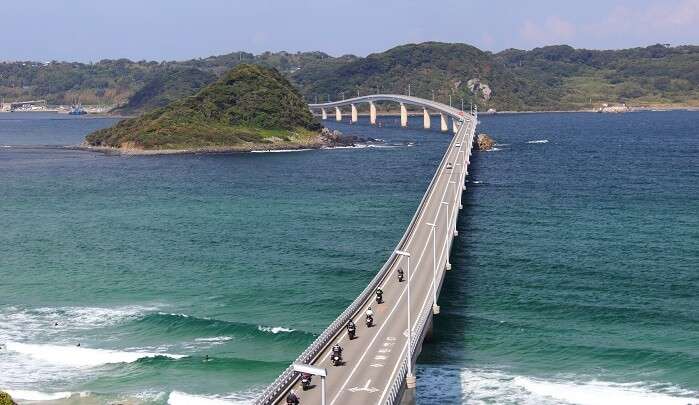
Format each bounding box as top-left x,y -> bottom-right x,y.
85,64 -> 321,151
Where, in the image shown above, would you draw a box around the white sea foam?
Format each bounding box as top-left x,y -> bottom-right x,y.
4,390 -> 75,401
195,336 -> 233,343
514,377 -> 698,405
257,325 -> 294,334
5,341 -> 185,368
168,391 -> 252,405
527,139 -> 549,144
249,149 -> 312,153
417,366 -> 699,405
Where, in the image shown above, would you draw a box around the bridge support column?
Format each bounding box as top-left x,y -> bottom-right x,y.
440,113 -> 448,132
446,262 -> 452,271
351,103 -> 358,123
400,103 -> 408,127
335,106 -> 342,122
321,108 -> 327,120
369,102 -> 377,125
406,375 -> 417,389
433,304 -> 440,314
452,119 -> 459,134
423,108 -> 430,129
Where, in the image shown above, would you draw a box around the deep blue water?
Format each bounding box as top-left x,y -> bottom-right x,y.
1,111 -> 697,404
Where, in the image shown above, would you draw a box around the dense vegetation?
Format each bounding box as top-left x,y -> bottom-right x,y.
2,42 -> 698,111
0,391 -> 15,405
112,67 -> 216,115
85,64 -> 321,150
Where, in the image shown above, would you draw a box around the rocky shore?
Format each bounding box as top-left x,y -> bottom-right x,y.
475,133 -> 496,151
77,128 -> 382,155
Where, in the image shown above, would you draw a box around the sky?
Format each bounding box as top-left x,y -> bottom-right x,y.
1,0 -> 698,62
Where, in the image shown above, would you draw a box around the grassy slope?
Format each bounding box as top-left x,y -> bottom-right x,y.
85,64 -> 321,150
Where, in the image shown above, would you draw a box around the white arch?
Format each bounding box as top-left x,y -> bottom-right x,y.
309,94 -> 472,123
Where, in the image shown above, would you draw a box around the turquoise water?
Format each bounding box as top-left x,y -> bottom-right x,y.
1,111 -> 697,404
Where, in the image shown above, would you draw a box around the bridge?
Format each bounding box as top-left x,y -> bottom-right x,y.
256,94 -> 478,405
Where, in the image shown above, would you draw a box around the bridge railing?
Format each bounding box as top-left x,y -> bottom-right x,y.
383,111 -> 477,405
255,112 -> 476,405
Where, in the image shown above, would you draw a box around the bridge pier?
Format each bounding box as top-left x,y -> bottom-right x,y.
335,106 -> 342,122
321,108 -> 327,120
351,103 -> 358,123
370,102 -> 377,125
440,113 -> 448,132
452,119 -> 459,134
400,103 -> 408,127
423,108 -> 430,129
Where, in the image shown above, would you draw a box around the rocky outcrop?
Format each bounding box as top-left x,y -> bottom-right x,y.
467,78 -> 492,101
320,128 -> 380,147
0,391 -> 17,405
475,133 -> 496,151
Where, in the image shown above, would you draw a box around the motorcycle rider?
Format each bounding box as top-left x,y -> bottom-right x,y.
332,343 -> 343,357
366,307 -> 374,324
286,389 -> 300,404
397,268 -> 404,281
376,288 -> 384,303
301,372 -> 312,389
346,320 -> 356,337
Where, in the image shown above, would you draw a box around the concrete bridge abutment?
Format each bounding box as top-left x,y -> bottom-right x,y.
423,108 -> 430,129
335,106 -> 342,122
321,108 -> 327,120
440,113 -> 448,132
351,104 -> 358,123
370,102 -> 377,125
400,103 -> 408,127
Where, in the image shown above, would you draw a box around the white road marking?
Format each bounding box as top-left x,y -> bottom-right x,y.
348,379 -> 379,393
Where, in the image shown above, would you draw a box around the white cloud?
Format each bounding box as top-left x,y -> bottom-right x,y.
516,0 -> 699,49
520,16 -> 576,46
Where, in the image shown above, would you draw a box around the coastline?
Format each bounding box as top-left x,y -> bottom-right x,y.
75,140 -> 325,156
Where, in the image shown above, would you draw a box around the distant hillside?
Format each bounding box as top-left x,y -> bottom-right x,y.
85,64 -> 322,152
290,42 -> 699,111
0,51 -> 333,108
111,67 -> 216,115
2,42 -> 698,112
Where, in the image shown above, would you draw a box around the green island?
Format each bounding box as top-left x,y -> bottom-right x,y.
84,64 -> 323,153
0,391 -> 15,405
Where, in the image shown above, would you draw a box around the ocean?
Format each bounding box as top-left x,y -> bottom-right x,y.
1,111 -> 697,404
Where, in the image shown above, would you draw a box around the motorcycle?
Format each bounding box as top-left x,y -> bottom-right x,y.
301,374 -> 312,390
376,292 -> 383,304
397,270 -> 404,282
332,353 -> 342,366
348,326 -> 356,340
366,315 -> 373,327
286,393 -> 300,405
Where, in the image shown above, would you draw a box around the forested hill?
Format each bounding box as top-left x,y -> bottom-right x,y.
1,42 -> 697,112
85,64 -> 321,151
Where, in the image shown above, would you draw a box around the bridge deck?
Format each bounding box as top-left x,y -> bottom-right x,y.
270,114 -> 475,405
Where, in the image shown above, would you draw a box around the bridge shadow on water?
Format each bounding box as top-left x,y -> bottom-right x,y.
415,154 -> 483,404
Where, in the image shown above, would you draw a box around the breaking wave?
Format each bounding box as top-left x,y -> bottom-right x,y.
416,366 -> 699,405
5,341 -> 185,368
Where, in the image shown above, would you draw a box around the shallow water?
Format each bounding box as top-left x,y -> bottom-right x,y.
1,111 -> 697,404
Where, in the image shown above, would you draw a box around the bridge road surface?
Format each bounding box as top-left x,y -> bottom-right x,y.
275,119 -> 472,405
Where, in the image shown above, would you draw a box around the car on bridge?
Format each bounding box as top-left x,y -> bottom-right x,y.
446,162 -> 453,170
